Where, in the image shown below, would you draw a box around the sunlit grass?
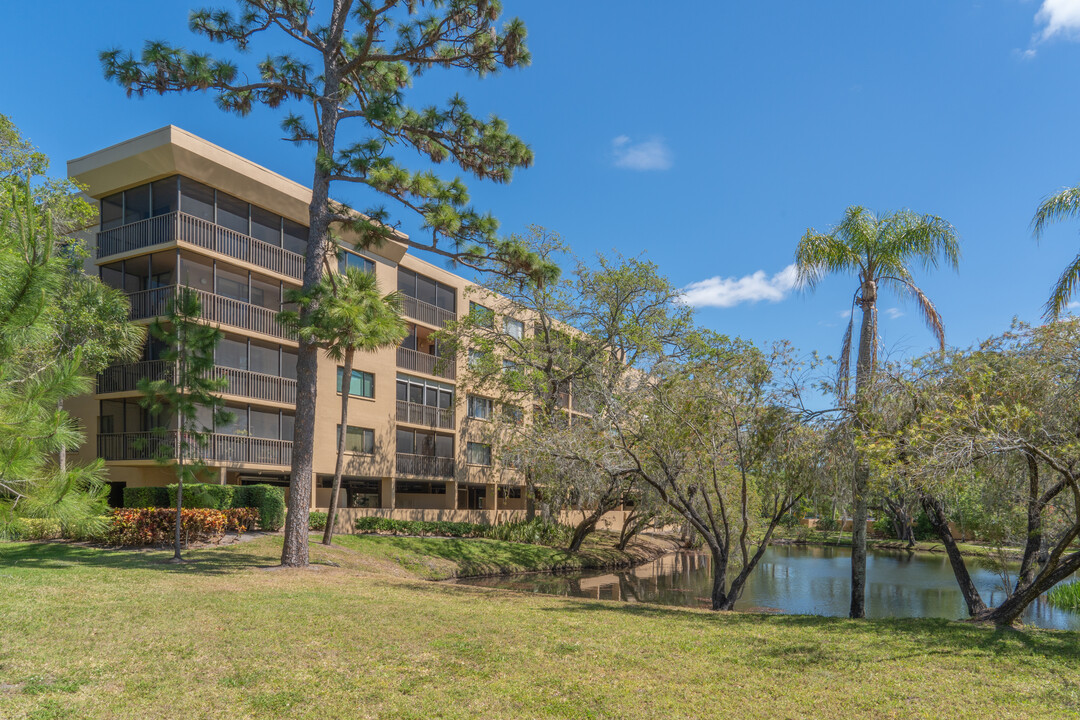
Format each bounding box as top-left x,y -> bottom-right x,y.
1,537 -> 1079,719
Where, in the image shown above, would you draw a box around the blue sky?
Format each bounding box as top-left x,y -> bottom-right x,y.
5,1 -> 1080,367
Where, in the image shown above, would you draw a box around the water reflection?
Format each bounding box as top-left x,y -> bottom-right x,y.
455,545 -> 1080,631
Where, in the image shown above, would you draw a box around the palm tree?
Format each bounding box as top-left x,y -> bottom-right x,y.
280,266 -> 406,545
1031,186 -> 1080,318
795,206 -> 959,618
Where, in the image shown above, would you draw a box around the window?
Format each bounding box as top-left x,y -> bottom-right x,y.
282,219 -> 309,255
123,184 -> 150,225
100,192 -> 123,231
397,376 -> 453,408
397,481 -> 446,495
467,442 -> 492,466
216,191 -> 249,234
467,395 -> 493,420
397,429 -> 453,457
468,349 -> 484,369
338,252 -> 375,275
470,301 -> 495,328
504,317 -> 524,340
179,177 -> 215,222
216,266 -> 249,302
337,368 -> 375,398
250,205 -> 281,246
398,268 -> 456,312
337,425 -> 375,454
216,337 -> 248,371
500,486 -> 522,499
249,341 -> 279,375
250,276 -> 280,310
151,177 -> 179,217
502,359 -> 518,373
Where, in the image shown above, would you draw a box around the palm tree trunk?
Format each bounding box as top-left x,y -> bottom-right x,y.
850,278 -> 878,619
323,348 -> 353,545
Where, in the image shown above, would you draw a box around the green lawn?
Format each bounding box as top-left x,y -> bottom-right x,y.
2,536 -> 1079,719
332,532 -> 666,580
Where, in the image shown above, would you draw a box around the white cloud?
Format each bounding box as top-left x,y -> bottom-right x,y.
884,307 -> 904,320
839,309 -> 852,319
1068,300 -> 1080,310
1014,47 -> 1038,60
611,135 -> 672,171
682,264 -> 800,309
1036,0 -> 1080,40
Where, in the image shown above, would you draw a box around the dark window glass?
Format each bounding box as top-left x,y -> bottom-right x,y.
339,252 -> 374,275
216,266 -> 249,302
100,262 -> 124,291
124,399 -> 143,435
99,400 -> 124,434
249,342 -> 278,375
250,409 -> 280,439
179,177 -> 214,221
280,350 -> 297,380
439,390 -> 452,410
216,337 -> 248,370
397,268 -> 416,298
283,219 -> 308,255
337,368 -> 375,398
417,431 -> 435,457
409,383 -> 423,404
216,191 -> 249,234
396,380 -> 408,402
340,426 -> 375,454
122,255 -> 150,294
396,428 -> 414,455
416,274 -> 436,306
250,205 -> 281,246
436,284 -> 456,312
250,276 -> 280,310
435,435 -> 454,459
179,255 -> 213,290
151,177 -> 178,217
467,442 -> 492,466
217,405 -> 248,435
425,386 -> 439,407
280,414 -> 294,441
124,184 -> 150,224
100,193 -> 123,230
400,324 -> 417,351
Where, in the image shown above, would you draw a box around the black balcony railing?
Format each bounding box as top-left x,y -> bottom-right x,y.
395,452 -> 454,478
97,212 -> 305,281
96,361 -> 297,404
126,286 -> 296,341
395,399 -> 455,429
97,431 -> 292,467
395,346 -> 456,380
400,294 -> 456,328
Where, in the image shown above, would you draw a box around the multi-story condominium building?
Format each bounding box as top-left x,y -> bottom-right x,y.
64,126 -> 530,521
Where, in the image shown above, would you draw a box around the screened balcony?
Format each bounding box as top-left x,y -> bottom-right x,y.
96,360 -> 298,405
97,431 -> 292,467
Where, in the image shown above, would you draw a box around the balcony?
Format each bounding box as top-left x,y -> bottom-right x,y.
396,346 -> 456,380
395,452 -> 454,478
396,399 -> 455,430
97,212 -> 305,281
400,294 -> 456,328
97,361 -> 297,405
126,286 -> 296,341
97,431 -> 292,467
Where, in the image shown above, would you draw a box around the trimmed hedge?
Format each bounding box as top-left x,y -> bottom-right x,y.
106,507 -> 260,546
168,483 -> 236,510
353,517 -> 573,547
7,518 -> 63,540
309,511 -> 328,531
234,484 -> 285,531
123,486 -> 170,509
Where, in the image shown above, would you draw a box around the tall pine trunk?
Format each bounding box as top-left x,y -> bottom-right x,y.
849,278 -> 877,618
323,348 -> 353,545
281,53 -> 342,567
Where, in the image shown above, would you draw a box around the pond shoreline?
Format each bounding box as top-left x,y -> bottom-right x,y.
769,535 -> 1024,560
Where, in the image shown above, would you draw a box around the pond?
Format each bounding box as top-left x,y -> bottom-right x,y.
454,544 -> 1080,631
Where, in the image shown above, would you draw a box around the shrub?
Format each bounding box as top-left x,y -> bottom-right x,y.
8,518 -> 62,540
308,511 -> 328,531
123,486 -> 169,508
871,516 -> 894,539
106,508 -> 229,546
224,508 -> 260,537
912,511 -> 936,541
817,516 -> 838,533
168,483 -> 236,510
234,485 -> 285,531
353,516 -> 574,547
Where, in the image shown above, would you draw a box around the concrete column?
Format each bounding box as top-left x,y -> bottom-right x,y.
216,466 -> 227,486
380,477 -> 395,509
487,482 -> 498,513
447,481 -> 458,510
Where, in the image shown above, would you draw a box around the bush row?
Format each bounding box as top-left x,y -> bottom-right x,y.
353,517 -> 573,547
308,511 -> 328,531
121,483 -> 285,531
107,507 -> 259,546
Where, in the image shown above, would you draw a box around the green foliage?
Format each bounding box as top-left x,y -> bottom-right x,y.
7,518 -> 62,540
122,486 -> 170,509
0,118 -> 126,538
871,516 -> 894,538
1047,582 -> 1080,611
234,485 -> 285,531
353,517 -> 573,547
167,483 -> 236,510
308,511 -> 328,531
816,516 -> 838,532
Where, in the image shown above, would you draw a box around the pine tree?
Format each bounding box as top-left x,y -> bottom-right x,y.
101,1 -> 556,566
138,288 -> 232,562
